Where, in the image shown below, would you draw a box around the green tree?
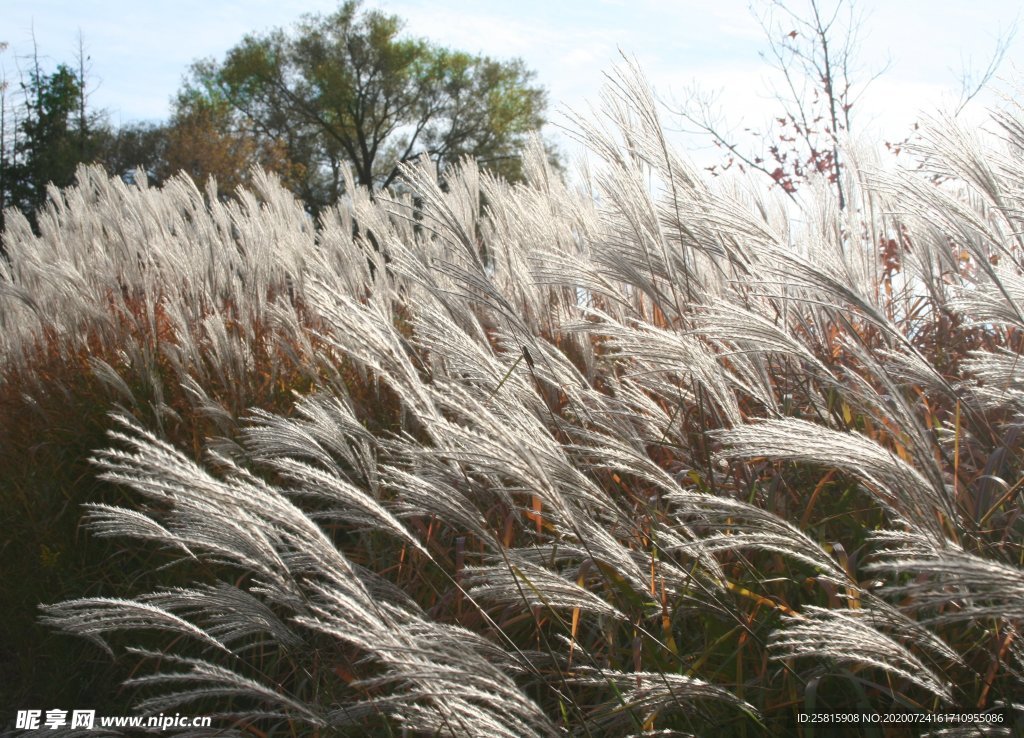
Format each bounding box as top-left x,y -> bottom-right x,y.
1,40 -> 115,234
9,64 -> 86,216
184,1 -> 550,211
92,120 -> 169,186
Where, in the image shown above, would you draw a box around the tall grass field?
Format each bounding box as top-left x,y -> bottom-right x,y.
3,65 -> 1024,735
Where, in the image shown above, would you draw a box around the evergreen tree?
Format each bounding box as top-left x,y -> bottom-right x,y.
9,63 -> 85,217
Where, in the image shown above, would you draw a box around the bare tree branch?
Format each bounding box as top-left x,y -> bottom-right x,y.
954,17 -> 1018,115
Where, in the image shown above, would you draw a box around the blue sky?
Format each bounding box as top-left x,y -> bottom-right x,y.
4,1 -> 1022,164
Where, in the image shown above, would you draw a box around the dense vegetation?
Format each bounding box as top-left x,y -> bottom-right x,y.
0,1 -> 550,232
178,1 -> 549,209
3,61 -> 1024,735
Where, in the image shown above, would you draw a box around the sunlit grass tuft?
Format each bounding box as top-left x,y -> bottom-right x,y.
4,65 -> 1024,734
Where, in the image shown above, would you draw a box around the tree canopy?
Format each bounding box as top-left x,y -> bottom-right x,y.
182,1 -> 550,211
1,4 -> 552,231
2,62 -> 93,229
1,42 -> 123,233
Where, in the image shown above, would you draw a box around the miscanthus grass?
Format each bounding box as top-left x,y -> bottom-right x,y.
4,64 -> 1024,734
